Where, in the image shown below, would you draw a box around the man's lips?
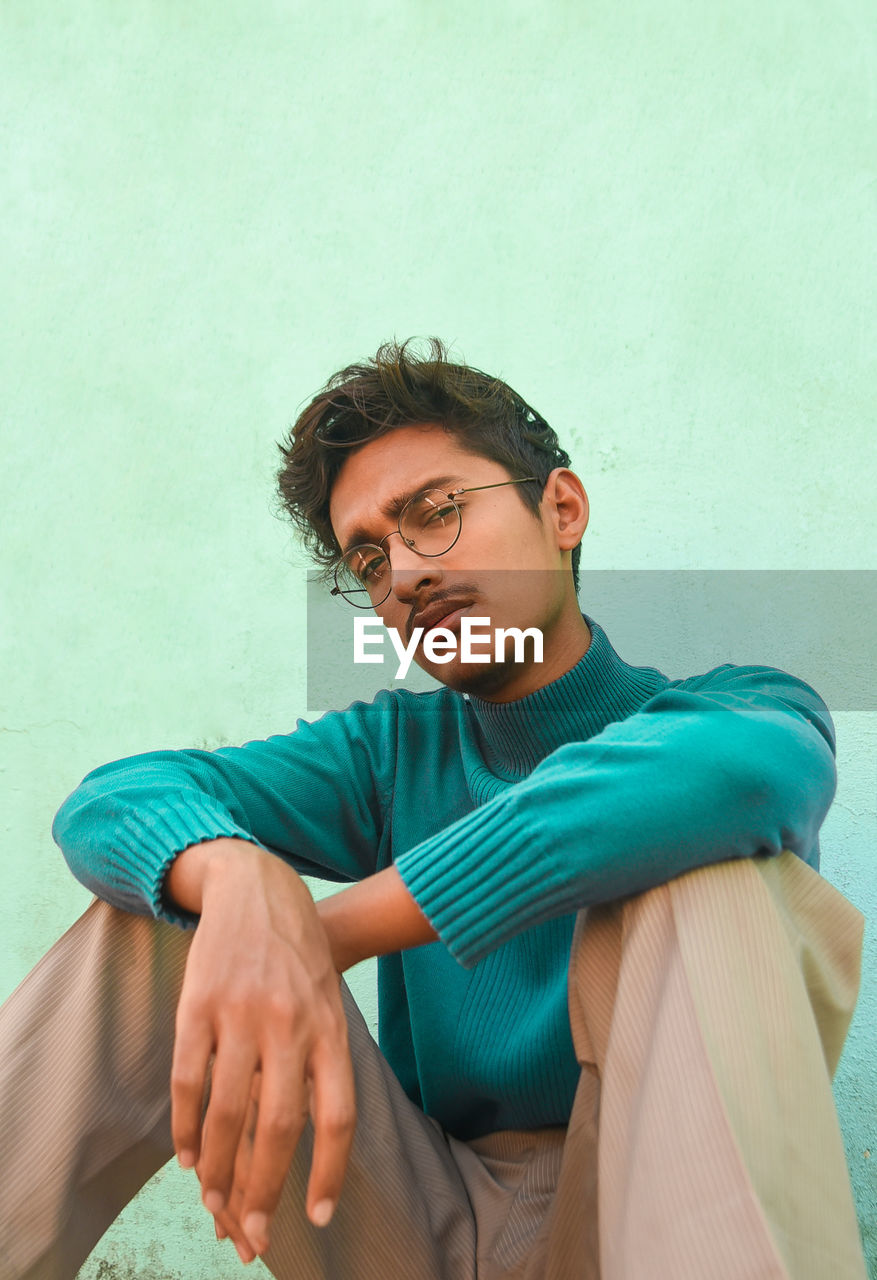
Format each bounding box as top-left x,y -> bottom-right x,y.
426,605 -> 468,633
410,600 -> 473,637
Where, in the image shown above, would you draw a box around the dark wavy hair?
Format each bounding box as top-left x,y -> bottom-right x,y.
276,336 -> 581,591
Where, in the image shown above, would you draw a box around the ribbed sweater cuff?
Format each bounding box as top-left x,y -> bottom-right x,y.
114,793 -> 264,928
394,797 -> 564,968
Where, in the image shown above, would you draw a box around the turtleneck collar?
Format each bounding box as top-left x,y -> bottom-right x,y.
464,614 -> 668,779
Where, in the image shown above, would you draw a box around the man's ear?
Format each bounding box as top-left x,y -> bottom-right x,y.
541,468 -> 589,551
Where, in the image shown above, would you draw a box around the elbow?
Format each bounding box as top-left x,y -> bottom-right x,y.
724,716 -> 837,859
52,797 -> 91,889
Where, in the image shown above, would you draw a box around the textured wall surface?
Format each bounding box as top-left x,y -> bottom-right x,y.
1,1 -> 874,1276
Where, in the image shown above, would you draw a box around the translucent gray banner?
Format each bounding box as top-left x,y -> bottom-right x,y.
306,570 -> 877,714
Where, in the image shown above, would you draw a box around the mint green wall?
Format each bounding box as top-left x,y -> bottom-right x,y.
2,2 -> 874,1276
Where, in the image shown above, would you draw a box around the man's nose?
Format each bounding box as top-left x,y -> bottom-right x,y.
385,535 -> 445,603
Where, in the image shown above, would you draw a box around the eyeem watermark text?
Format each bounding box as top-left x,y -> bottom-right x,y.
353,616 -> 544,679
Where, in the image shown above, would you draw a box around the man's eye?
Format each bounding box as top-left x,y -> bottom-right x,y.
360,556 -> 386,583
426,502 -> 458,524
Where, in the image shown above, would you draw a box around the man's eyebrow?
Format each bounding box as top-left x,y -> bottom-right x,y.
341,474 -> 464,552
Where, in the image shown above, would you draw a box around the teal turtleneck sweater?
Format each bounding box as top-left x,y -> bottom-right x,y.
53,616 -> 837,1140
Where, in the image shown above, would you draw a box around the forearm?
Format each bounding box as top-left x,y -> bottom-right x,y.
317,866 -> 439,972
52,704 -> 391,923
166,841 -> 434,971
394,679 -> 838,968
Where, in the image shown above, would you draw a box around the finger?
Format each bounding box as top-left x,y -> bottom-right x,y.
199,1081 -> 258,1248
170,1006 -> 215,1170
215,1212 -> 256,1267
226,1088 -> 258,1225
202,1149 -> 253,1264
214,1198 -> 257,1266
196,1037 -> 260,1214
303,1036 -> 357,1229
238,1047 -> 310,1254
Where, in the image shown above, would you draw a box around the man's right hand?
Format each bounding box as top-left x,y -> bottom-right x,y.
165,838 -> 356,1263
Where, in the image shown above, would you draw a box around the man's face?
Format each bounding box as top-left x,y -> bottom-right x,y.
328,424 -> 586,699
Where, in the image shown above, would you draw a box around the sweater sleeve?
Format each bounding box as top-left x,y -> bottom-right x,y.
393,664 -> 838,968
52,691 -> 399,928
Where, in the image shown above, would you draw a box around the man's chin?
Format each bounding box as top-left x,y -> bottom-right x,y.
419,655 -> 525,699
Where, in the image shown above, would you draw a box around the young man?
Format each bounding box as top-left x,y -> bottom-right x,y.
0,338 -> 867,1279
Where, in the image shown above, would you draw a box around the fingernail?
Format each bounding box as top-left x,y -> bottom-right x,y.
215,1221 -> 227,1241
234,1240 -> 255,1264
178,1149 -> 195,1169
311,1198 -> 335,1228
243,1210 -> 268,1249
204,1188 -> 225,1215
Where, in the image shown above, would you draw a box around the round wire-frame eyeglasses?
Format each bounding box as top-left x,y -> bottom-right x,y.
330,476 -> 539,608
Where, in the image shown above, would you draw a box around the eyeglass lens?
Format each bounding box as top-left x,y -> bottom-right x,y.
334,489 -> 461,605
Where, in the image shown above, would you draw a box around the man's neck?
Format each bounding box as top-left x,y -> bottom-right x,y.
474,610 -> 592,704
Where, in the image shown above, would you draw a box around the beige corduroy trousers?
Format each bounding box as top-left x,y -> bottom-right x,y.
0,850 -> 868,1280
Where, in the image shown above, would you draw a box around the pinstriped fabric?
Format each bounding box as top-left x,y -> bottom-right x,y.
262,984 -> 478,1280
455,1129 -> 566,1275
0,900 -> 191,1280
264,997 -> 565,1279
668,852 -> 867,1279
0,852 -> 868,1279
528,850 -> 867,1280
0,902 -> 554,1280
